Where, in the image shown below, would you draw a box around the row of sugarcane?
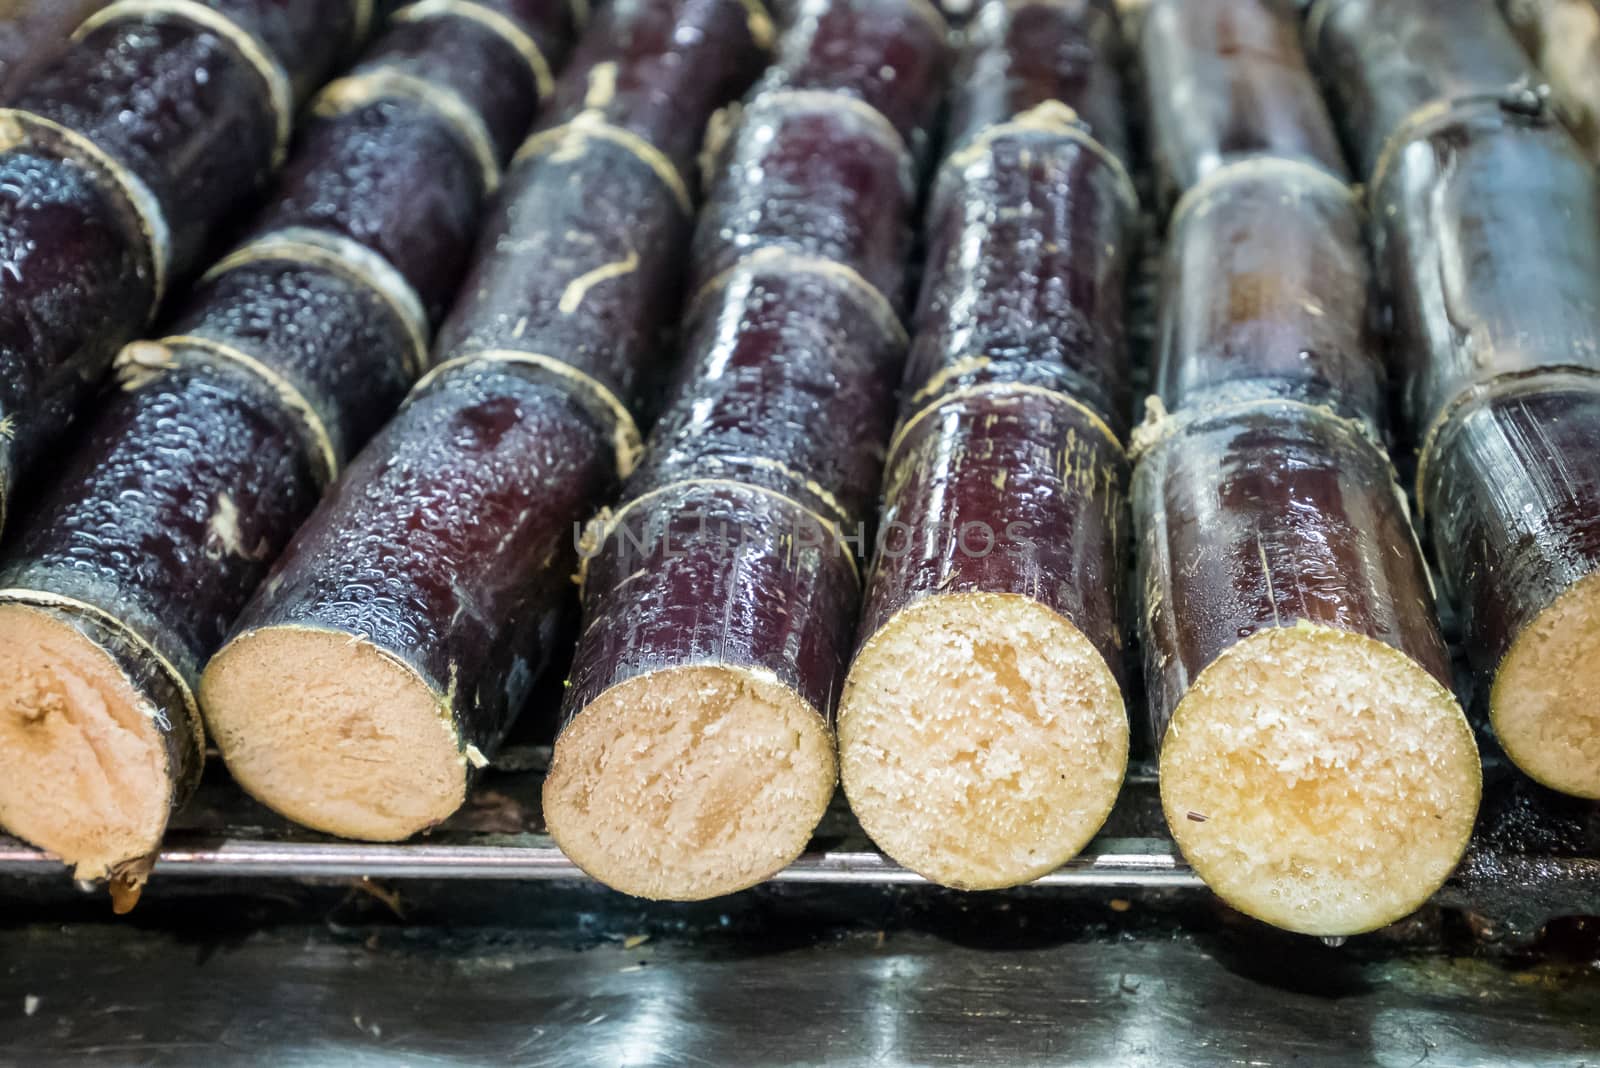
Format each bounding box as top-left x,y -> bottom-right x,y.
0,0 -> 1597,937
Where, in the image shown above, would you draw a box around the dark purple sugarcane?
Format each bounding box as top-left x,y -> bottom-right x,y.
1136,404 -> 1450,743
1138,0 -> 1384,424
1367,100 -> 1600,440
200,0 -> 772,844
1307,0 -> 1544,179
1134,0 -> 1480,936
945,0 -> 1123,157
1315,0 -> 1600,800
1132,398 -> 1480,936
859,0 -> 1135,655
1419,371 -> 1600,798
0,0 -> 568,887
858,392 -> 1126,679
760,0 -> 946,155
544,0 -> 948,901
688,94 -> 916,313
829,0 -> 1132,892
0,0 -> 368,531
1142,0 -> 1347,204
904,118 -> 1136,439
1155,163 -> 1381,423
560,0 -> 946,739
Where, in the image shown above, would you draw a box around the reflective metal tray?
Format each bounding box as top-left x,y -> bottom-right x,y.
3,747 -> 1595,939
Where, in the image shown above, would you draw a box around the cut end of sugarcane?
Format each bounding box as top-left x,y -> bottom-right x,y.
544,664 -> 836,901
1160,624 -> 1481,937
200,626 -> 468,841
838,593 -> 1128,890
0,604 -> 172,882
1491,570 -> 1600,799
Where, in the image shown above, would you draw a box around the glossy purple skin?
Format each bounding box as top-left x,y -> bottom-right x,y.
1156,168 -> 1383,425
225,0 -> 762,758
542,0 -> 773,182
563,1 -> 942,736
1371,102 -> 1600,438
1135,403 -> 1450,744
1421,372 -> 1600,695
691,95 -> 914,312
253,102 -> 495,324
254,1 -> 568,320
1310,0 -> 1541,179
0,0 -> 356,521
433,140 -> 696,411
563,482 -> 863,722
767,0 -> 948,153
860,390 -> 1127,682
631,268 -> 907,527
341,0 -> 573,163
907,128 -> 1134,438
1,364 -> 317,687
202,0 -> 363,101
0,2 -> 557,821
237,365 -> 611,754
436,0 -> 771,406
0,151 -> 148,500
15,2 -> 349,271
167,264 -> 419,465
1142,0 -> 1348,201
946,0 -> 1125,159
183,0 -> 566,455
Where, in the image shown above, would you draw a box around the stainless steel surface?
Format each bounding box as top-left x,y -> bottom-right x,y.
0,922 -> 1595,1066
0,837 -> 1203,887
1,750 -> 1596,937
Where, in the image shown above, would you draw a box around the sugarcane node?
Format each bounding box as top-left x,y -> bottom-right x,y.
578,477 -> 862,591
512,118 -> 693,214
686,250 -> 908,349
888,382 -> 1123,472
203,229 -> 431,381
755,87 -> 911,159
1308,0 -> 1547,179
1367,98 -> 1600,435
0,108 -> 169,309
312,71 -> 503,193
1166,156 -> 1357,231
1367,93 -> 1548,203
74,0 -> 296,166
938,112 -> 1137,214
154,335 -> 340,489
946,0 -> 1124,158
390,0 -> 557,100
